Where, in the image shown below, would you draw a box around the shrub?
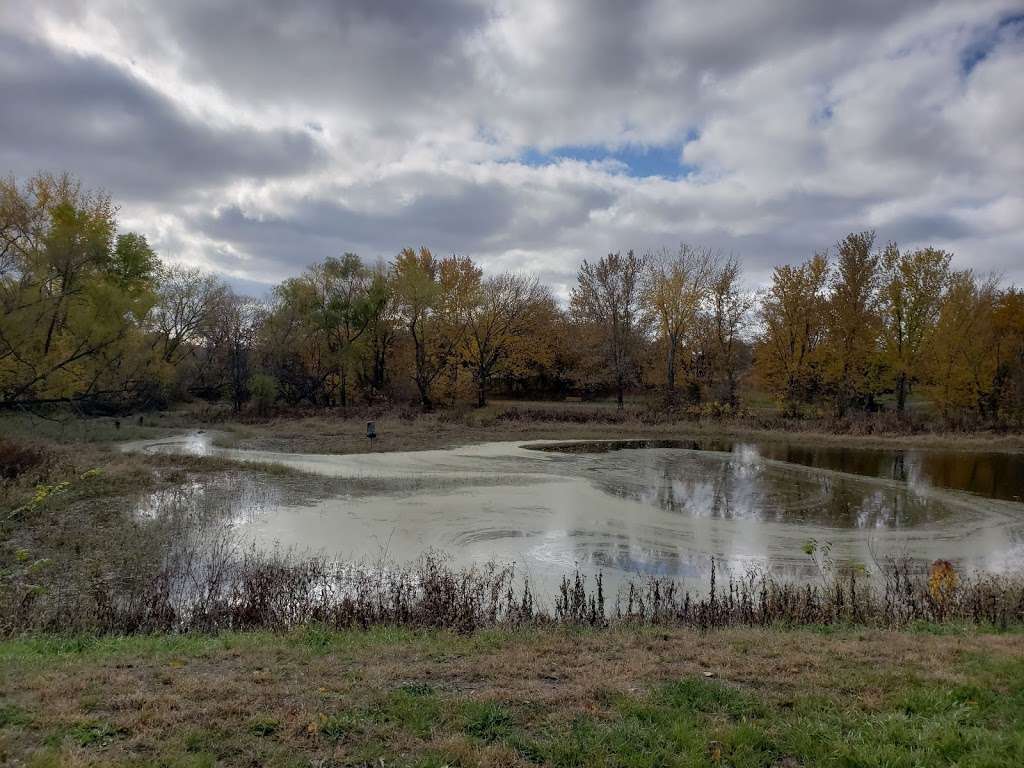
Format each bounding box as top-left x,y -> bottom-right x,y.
247,373 -> 279,416
0,439 -> 51,481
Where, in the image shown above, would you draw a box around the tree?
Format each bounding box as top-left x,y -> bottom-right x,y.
260,275 -> 327,405
879,245 -> 950,413
756,253 -> 830,414
357,262 -> 398,399
257,254 -> 378,407
151,266 -> 228,365
109,233 -> 160,293
825,232 -> 883,415
570,251 -> 646,410
0,173 -> 157,407
642,244 -> 718,405
392,247 -> 440,408
497,286 -> 577,399
309,253 -> 375,407
992,288 -> 1024,425
925,271 -> 997,422
466,272 -> 541,407
201,291 -> 264,412
706,256 -> 753,406
392,248 -> 480,410
436,254 -> 482,405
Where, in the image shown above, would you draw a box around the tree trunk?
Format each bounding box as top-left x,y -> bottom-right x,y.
373,345 -> 386,392
665,340 -> 676,406
415,377 -> 432,411
896,371 -> 907,414
477,369 -> 488,408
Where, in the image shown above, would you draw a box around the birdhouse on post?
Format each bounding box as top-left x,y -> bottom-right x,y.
366,421 -> 377,441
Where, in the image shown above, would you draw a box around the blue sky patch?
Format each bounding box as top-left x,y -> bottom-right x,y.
520,136 -> 698,179
960,12 -> 1024,75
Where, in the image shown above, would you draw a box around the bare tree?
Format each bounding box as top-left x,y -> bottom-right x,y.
570,251 -> 646,410
151,265 -> 228,365
198,291 -> 264,412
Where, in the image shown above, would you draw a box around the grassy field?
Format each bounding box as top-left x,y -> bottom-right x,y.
1,624 -> 1022,767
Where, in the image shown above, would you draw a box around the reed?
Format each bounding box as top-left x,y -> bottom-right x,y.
4,540 -> 1022,635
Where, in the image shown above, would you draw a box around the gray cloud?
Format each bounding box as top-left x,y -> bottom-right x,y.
1,0 -> 1021,291
0,31 -> 323,202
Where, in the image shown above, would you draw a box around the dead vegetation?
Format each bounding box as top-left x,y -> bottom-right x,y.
5,536 -> 1024,636
1,624 -> 1022,767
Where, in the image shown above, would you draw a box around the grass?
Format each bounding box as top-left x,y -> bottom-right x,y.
205,401 -> 1024,455
0,625 -> 1022,766
9,395 -> 1024,456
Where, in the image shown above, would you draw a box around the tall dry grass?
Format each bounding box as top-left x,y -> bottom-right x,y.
4,540 -> 1022,635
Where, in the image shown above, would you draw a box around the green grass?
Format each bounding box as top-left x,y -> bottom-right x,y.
2,626 -> 1022,767
0,412 -> 180,444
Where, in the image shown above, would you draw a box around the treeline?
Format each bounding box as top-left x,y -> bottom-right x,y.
2,174 -> 1022,426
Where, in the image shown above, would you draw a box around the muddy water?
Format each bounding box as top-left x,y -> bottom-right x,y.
125,433 -> 1024,596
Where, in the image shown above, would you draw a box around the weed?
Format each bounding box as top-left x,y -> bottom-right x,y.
0,703 -> 31,728
317,712 -> 361,742
461,700 -> 516,743
248,715 -> 280,737
657,677 -> 761,719
64,719 -> 122,747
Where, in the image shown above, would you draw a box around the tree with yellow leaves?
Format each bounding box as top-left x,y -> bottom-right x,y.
0,173 -> 158,407
465,272 -> 542,407
992,289 -> 1024,425
392,247 -> 480,410
642,244 -> 718,405
756,253 -> 830,414
878,244 -> 951,413
925,271 -> 999,422
824,232 -> 884,416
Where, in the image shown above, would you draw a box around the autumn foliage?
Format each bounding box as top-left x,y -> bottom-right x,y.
3,174 -> 1024,427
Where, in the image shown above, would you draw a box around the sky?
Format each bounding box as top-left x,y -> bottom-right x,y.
1,0 -> 1022,297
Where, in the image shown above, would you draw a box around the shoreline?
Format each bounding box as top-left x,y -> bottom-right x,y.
5,406 -> 1024,455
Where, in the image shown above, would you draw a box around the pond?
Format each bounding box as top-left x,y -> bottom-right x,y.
125,433 -> 1024,597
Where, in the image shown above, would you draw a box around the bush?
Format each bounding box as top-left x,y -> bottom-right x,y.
0,439 -> 51,481
248,373 -> 279,416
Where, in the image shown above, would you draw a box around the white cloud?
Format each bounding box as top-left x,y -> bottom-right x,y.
1,0 -> 1021,293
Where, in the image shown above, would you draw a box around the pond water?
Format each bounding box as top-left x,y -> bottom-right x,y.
125,433 -> 1024,596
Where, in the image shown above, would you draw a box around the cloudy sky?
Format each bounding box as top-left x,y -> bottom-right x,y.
2,1 -> 1022,295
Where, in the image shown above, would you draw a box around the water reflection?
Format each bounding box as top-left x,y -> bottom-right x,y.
126,435 -> 1024,596
533,439 -> 1024,503
135,473 -> 283,526
579,449 -> 953,528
